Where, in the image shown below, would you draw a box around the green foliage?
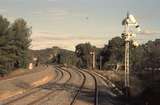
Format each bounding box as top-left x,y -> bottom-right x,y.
0,15 -> 11,74
0,15 -> 31,75
58,49 -> 78,66
10,19 -> 31,68
107,37 -> 125,63
74,38 -> 125,69
131,39 -> 160,71
99,36 -> 159,71
130,44 -> 146,70
145,39 -> 160,68
75,43 -> 93,68
75,43 -> 101,69
100,37 -> 124,69
30,47 -> 78,67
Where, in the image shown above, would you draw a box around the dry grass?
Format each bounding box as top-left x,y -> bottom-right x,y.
95,70 -> 144,96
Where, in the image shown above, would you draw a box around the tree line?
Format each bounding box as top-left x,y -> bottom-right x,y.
0,15 -> 31,75
35,36 -> 159,72
74,37 -> 160,71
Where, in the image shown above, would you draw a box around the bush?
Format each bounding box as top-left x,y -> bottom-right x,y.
0,68 -> 8,77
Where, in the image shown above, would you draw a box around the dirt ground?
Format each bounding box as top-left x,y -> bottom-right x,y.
0,65 -> 46,81
0,65 -> 55,101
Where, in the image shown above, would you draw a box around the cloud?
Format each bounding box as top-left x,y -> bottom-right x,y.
32,31 -> 107,40
32,11 -> 42,15
135,29 -> 160,44
47,9 -> 68,16
31,31 -> 106,50
31,30 -> 160,51
31,8 -> 89,20
47,0 -> 57,2
139,30 -> 160,35
32,8 -> 69,21
32,8 -> 69,16
0,8 -> 7,13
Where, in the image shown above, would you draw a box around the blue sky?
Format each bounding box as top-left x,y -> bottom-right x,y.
0,0 -> 160,50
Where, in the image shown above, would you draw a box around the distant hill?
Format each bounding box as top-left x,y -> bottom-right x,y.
29,47 -> 78,66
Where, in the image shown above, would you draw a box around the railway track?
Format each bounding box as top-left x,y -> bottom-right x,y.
74,68 -> 122,105
55,66 -> 72,83
69,69 -> 86,105
84,70 -> 99,105
90,71 -> 128,105
26,66 -> 72,105
91,71 -> 123,96
71,67 -> 123,105
61,67 -> 99,105
33,66 -> 86,105
2,66 -> 71,105
2,66 -> 113,105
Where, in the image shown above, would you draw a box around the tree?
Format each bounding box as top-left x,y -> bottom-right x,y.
130,39 -> 160,71
0,15 -> 11,75
75,43 -> 94,69
144,39 -> 160,68
100,37 -> 125,69
10,18 -> 31,68
130,44 -> 147,71
108,37 -> 124,63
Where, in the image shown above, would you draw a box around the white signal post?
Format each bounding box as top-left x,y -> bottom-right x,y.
121,12 -> 141,96
90,51 -> 96,70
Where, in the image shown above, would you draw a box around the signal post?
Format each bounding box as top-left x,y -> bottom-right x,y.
121,12 -> 141,97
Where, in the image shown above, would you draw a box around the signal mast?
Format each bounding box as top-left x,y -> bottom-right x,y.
121,12 -> 141,96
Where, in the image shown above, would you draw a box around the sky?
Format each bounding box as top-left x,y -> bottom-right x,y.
0,0 -> 160,50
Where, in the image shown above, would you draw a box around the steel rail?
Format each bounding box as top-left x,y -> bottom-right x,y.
84,70 -> 99,105
27,66 -> 72,105
69,69 -> 86,105
91,71 -> 123,96
68,67 -> 99,105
